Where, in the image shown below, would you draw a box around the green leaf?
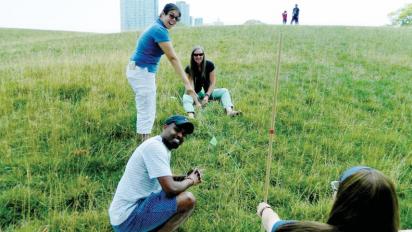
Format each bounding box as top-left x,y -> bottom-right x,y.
209,136 -> 218,146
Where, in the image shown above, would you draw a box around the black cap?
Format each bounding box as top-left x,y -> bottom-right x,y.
164,115 -> 194,134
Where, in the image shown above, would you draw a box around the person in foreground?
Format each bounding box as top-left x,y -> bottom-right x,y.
126,3 -> 197,142
257,166 -> 400,232
109,115 -> 202,232
182,46 -> 241,118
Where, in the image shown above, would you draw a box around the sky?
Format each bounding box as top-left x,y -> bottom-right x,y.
0,0 -> 410,33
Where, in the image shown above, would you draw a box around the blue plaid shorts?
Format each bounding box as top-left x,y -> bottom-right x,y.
113,190 -> 177,232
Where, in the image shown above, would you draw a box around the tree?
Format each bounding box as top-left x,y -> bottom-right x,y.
389,3 -> 412,26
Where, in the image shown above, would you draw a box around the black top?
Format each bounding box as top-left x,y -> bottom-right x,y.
185,60 -> 215,93
293,7 -> 299,17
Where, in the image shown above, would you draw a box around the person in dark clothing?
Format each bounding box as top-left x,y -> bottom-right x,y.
290,4 -> 299,25
182,46 -> 241,118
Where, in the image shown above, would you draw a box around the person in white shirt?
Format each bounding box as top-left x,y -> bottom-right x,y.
109,115 -> 202,232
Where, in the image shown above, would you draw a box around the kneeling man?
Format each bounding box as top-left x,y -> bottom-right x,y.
109,115 -> 202,232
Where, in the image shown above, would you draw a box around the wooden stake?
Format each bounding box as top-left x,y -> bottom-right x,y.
264,32 -> 283,203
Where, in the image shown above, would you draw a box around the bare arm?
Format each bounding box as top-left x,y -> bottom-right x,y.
205,70 -> 216,96
257,202 -> 281,232
159,41 -> 198,103
187,73 -> 201,106
172,175 -> 187,181
202,70 -> 216,105
158,169 -> 202,197
158,176 -> 194,197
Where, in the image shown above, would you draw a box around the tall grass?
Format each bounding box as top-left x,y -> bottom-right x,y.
0,25 -> 411,231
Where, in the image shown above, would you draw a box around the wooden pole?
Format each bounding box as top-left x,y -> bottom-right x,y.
264,32 -> 283,203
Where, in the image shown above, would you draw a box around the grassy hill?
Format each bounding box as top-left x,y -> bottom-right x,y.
0,25 -> 411,231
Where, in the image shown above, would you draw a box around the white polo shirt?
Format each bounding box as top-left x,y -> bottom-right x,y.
108,136 -> 172,226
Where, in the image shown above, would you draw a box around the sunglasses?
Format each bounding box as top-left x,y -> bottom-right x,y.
330,166 -> 374,195
168,13 -> 180,22
193,53 -> 204,57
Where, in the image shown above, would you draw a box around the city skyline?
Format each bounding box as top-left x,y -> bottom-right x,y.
0,0 -> 410,33
176,1 -> 191,26
120,0 -> 201,31
121,0 -> 158,31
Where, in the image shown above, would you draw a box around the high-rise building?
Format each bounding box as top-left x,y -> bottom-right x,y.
213,18 -> 224,26
176,1 -> 191,26
120,0 -> 158,31
194,18 -> 203,26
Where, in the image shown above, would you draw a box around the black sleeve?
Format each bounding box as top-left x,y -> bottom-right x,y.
185,65 -> 190,74
206,60 -> 215,73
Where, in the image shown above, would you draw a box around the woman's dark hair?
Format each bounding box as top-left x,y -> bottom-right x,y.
162,3 -> 181,17
328,169 -> 399,232
277,168 -> 399,232
188,46 -> 206,82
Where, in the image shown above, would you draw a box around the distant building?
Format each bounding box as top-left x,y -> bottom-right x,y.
243,19 -> 265,25
194,18 -> 203,26
213,18 -> 224,26
120,0 -> 158,31
176,1 -> 191,26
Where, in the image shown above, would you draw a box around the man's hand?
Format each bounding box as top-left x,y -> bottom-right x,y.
186,168 -> 203,185
187,168 -> 202,179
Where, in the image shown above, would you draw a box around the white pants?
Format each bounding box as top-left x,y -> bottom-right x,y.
126,62 -> 156,134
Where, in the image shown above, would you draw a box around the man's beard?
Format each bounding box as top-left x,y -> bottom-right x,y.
162,137 -> 181,150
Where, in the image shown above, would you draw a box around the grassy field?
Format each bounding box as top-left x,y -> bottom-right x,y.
0,25 -> 411,231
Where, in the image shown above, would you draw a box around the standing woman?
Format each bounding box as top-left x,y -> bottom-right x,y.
127,3 -> 198,142
182,46 -> 241,118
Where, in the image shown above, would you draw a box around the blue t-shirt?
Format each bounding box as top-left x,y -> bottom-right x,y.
272,220 -> 297,232
131,19 -> 170,73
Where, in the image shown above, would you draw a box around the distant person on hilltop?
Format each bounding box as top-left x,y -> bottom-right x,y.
182,46 -> 241,118
257,166 -> 400,232
126,3 -> 199,142
109,115 -> 202,232
290,4 -> 300,24
282,11 -> 288,24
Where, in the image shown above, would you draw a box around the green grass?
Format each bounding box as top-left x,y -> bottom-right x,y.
0,25 -> 411,231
